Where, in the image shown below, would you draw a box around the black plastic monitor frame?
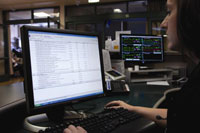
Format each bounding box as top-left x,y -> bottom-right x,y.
21,26 -> 106,116
120,34 -> 164,66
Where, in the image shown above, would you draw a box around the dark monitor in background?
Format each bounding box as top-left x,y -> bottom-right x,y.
21,26 -> 106,123
120,34 -> 164,67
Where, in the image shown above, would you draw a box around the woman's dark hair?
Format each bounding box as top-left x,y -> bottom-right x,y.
176,0 -> 200,59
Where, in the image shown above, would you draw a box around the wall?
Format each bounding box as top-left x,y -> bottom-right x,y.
152,53 -> 188,79
0,10 -> 2,23
0,9 -> 5,75
59,5 -> 65,29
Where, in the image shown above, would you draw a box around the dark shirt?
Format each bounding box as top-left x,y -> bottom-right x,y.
12,49 -> 22,58
166,62 -> 200,133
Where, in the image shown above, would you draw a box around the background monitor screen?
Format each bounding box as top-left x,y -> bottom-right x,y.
21,26 -> 105,114
120,34 -> 164,64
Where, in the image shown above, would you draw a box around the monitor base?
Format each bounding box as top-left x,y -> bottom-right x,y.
23,113 -> 48,132
46,106 -> 65,123
23,110 -> 87,132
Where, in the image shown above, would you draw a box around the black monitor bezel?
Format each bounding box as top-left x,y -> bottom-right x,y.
21,26 -> 106,115
120,34 -> 164,64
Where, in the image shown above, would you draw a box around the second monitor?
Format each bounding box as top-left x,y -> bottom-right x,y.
120,34 -> 164,64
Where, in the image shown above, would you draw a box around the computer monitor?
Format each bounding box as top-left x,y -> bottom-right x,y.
21,26 -> 106,121
120,34 -> 164,65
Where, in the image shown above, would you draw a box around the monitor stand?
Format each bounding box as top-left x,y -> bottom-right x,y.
23,106 -> 86,132
46,106 -> 65,123
24,113 -> 48,132
24,106 -> 65,132
139,64 -> 154,70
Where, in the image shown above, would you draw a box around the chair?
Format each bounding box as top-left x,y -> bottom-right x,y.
139,87 -> 182,133
153,87 -> 181,108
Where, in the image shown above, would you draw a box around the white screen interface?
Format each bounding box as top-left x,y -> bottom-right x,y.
28,31 -> 104,107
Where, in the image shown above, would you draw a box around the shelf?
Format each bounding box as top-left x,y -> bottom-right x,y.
128,68 -> 172,73
165,51 -> 182,56
125,68 -> 173,83
130,77 -> 172,83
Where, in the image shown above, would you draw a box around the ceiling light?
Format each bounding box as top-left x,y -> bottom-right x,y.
152,27 -> 166,31
34,12 -> 50,17
163,35 -> 168,37
88,0 -> 100,3
50,13 -> 60,17
114,9 -> 122,13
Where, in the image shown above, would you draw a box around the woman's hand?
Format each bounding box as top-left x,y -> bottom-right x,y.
105,100 -> 133,111
63,125 -> 87,133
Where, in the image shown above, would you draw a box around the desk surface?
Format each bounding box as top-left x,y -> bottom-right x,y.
0,82 -> 25,114
0,81 -> 172,132
73,83 -> 170,113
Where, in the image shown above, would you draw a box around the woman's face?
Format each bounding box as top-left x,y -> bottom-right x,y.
161,0 -> 180,51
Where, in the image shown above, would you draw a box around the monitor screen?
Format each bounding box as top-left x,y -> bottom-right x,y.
21,26 -> 105,114
120,34 -> 164,64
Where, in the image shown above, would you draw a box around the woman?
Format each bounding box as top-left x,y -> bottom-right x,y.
64,0 -> 200,132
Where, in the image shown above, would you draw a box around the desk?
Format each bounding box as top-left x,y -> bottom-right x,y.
73,83 -> 170,113
0,82 -> 26,132
71,83 -> 170,133
0,82 -> 25,114
0,82 -> 172,133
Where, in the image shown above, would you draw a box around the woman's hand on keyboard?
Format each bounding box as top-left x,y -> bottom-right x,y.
105,100 -> 133,111
63,125 -> 87,133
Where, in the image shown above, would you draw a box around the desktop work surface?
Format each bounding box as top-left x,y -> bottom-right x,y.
0,82 -> 172,133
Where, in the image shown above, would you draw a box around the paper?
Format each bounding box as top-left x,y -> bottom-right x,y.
146,81 -> 169,86
115,31 -> 131,41
102,49 -> 112,71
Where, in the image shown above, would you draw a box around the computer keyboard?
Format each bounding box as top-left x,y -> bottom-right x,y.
38,108 -> 141,133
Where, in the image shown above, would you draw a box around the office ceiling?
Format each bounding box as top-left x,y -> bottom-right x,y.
0,0 -> 127,10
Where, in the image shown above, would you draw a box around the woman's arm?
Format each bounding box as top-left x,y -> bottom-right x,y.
106,100 -> 167,127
